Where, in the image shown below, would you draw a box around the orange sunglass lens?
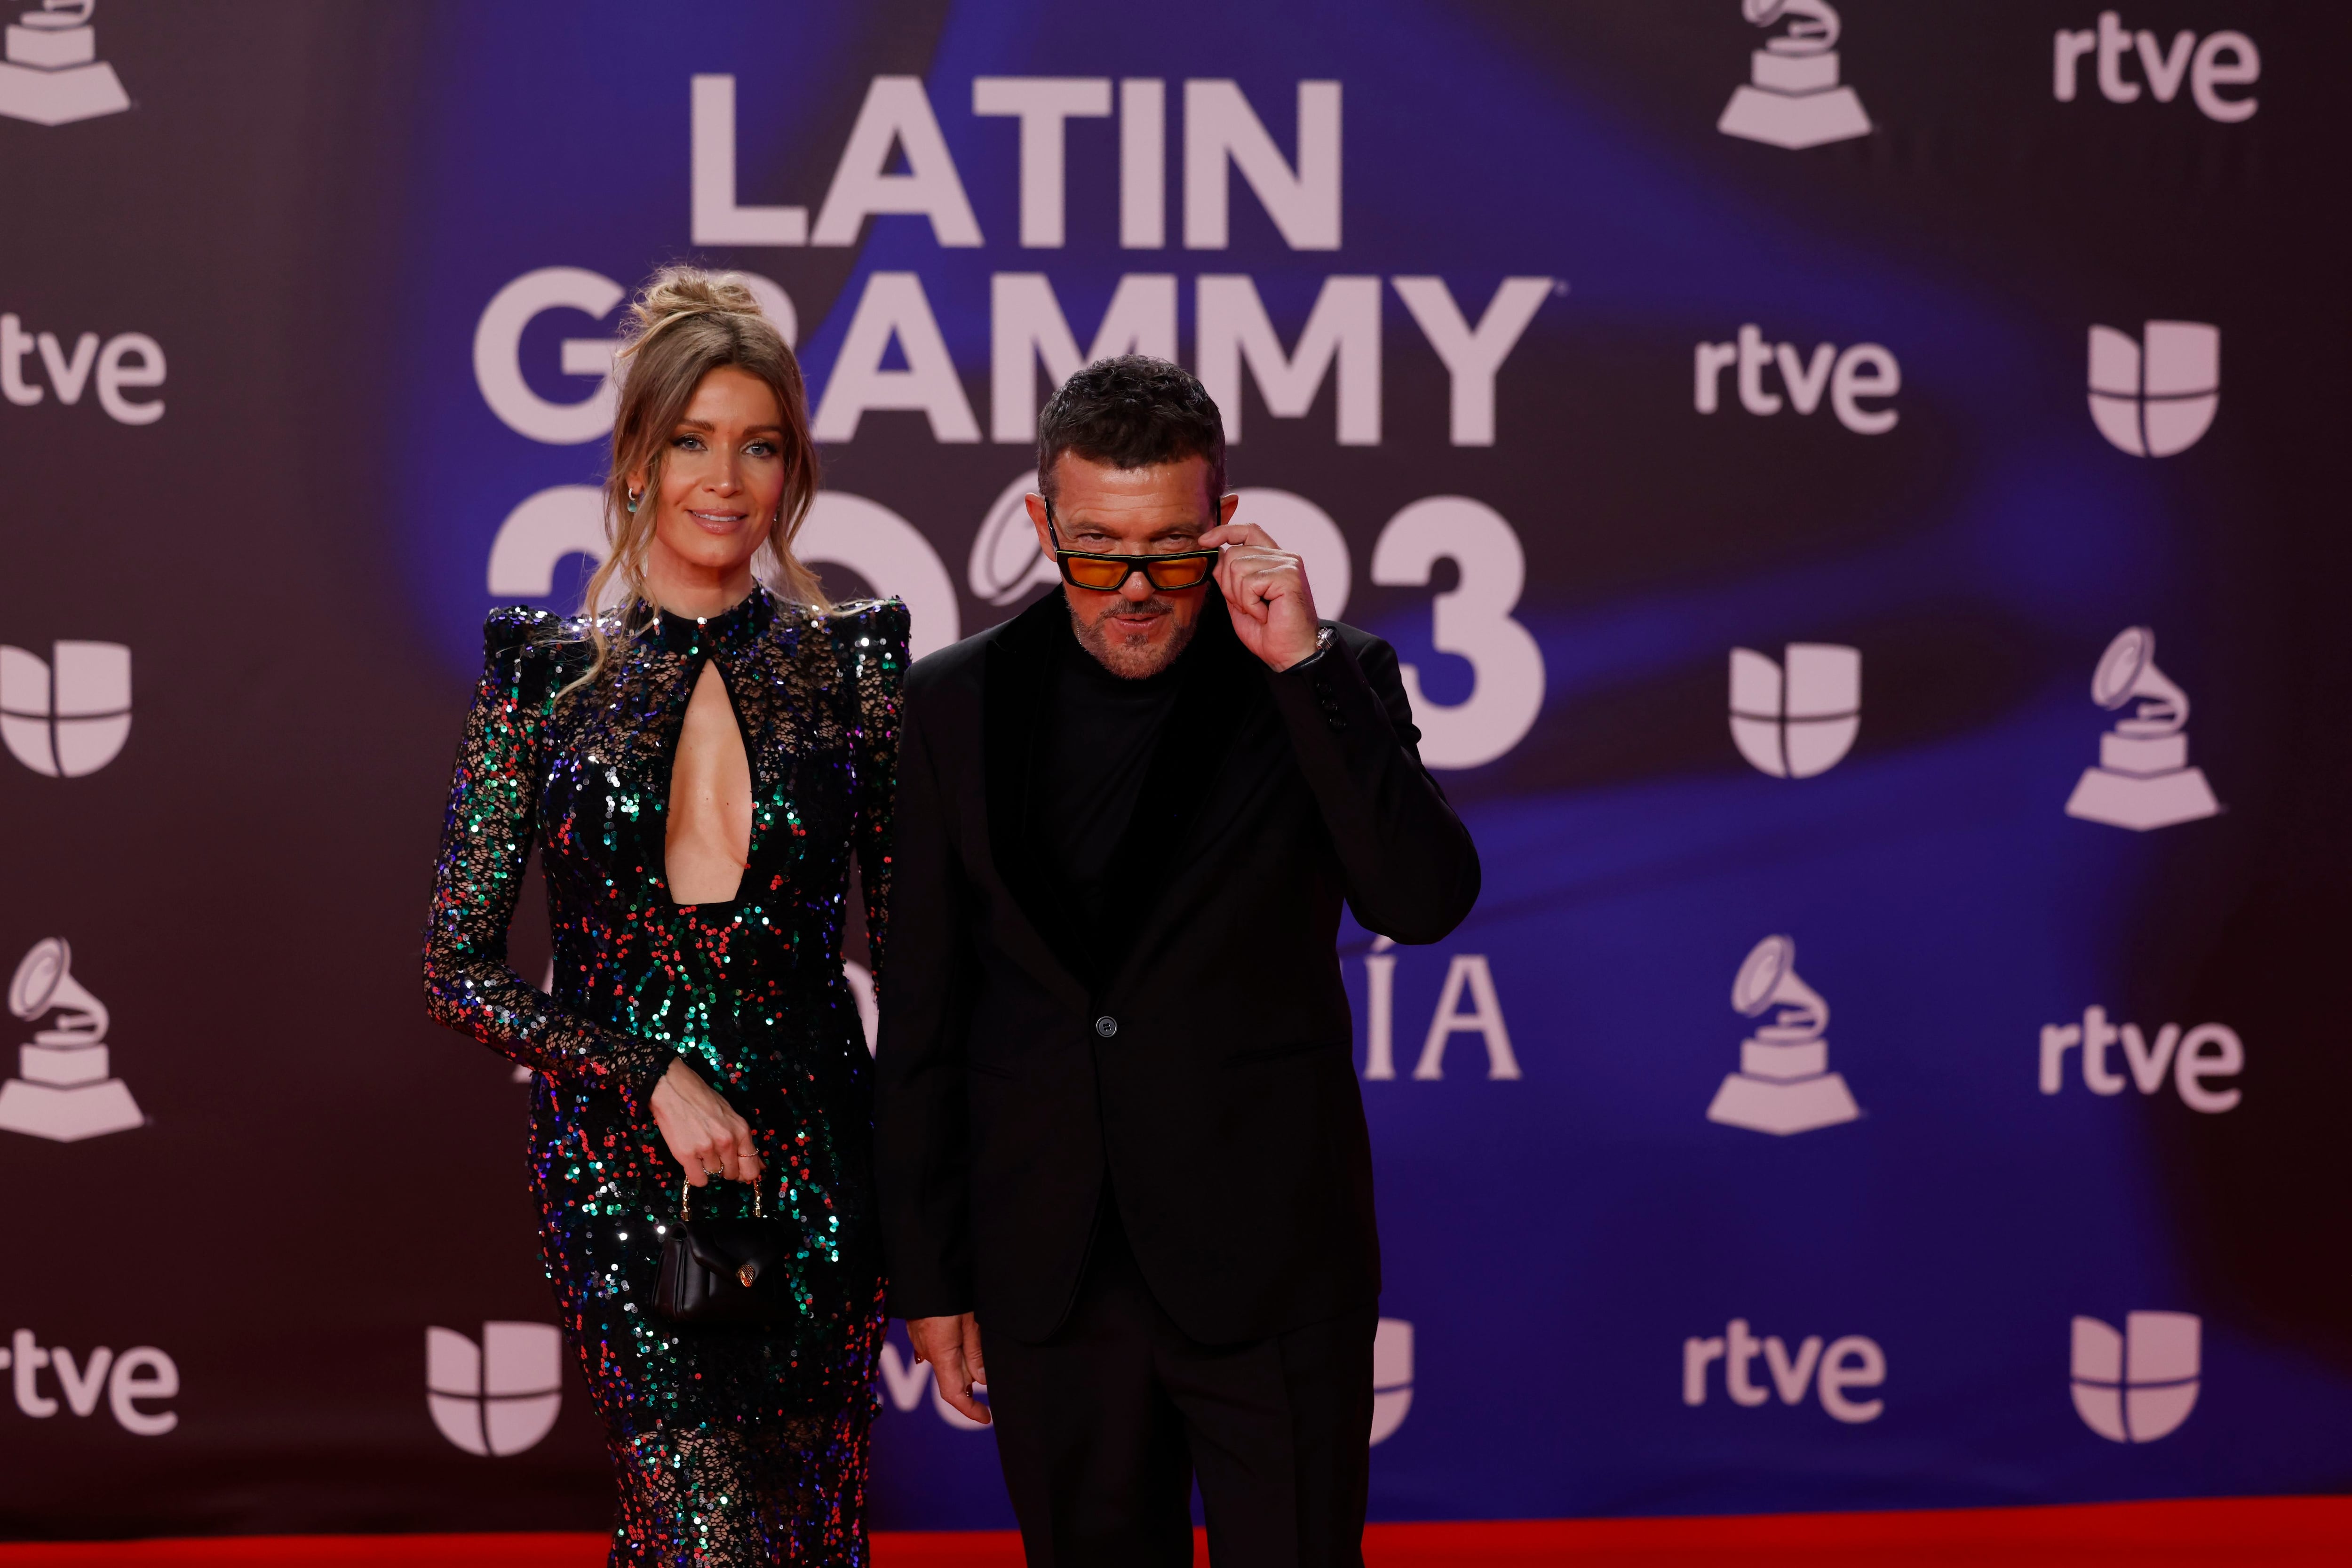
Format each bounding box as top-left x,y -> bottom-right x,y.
1144,557 -> 1213,589
1064,557 -> 1130,589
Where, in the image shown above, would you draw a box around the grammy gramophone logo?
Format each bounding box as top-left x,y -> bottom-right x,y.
1717,0 -> 1871,150
0,938 -> 143,1142
2065,627 -> 2221,831
0,0 -> 129,127
1707,935 -> 1860,1136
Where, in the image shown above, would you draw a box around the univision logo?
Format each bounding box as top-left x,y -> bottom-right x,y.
2087,321 -> 2218,457
1370,1317 -> 1413,1445
2071,1311 -> 2199,1443
1729,644 -> 1859,779
0,641 -> 130,777
426,1322 -> 563,1457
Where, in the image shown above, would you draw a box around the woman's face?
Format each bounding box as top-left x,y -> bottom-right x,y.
633,366 -> 788,584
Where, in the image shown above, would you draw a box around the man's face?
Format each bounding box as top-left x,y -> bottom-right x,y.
1026,453 -> 1235,680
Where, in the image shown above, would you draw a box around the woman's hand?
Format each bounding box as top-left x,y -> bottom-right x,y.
649,1057 -> 764,1187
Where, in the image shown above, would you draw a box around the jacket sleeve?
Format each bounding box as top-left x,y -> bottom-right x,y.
419,609 -> 675,1115
836,598 -> 910,985
1262,626 -> 1483,945
871,671 -> 977,1319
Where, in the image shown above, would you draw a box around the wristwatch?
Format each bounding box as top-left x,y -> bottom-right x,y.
1285,625 -> 1337,672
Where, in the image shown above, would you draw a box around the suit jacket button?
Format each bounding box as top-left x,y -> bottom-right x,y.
1094,1015 -> 1119,1038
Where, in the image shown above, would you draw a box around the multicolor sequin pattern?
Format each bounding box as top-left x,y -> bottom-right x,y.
423,591 -> 905,1566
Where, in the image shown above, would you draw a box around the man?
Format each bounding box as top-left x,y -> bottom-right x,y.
874,356 -> 1480,1566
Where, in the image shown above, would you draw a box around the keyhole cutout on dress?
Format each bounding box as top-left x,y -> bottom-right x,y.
666,661 -> 754,905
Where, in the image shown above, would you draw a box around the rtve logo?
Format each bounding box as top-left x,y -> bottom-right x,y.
0,640 -> 130,776
1683,1318 -> 1885,1424
1729,644 -> 1859,779
1693,327 -> 1899,434
2072,1311 -> 2200,1442
2088,323 -> 2218,459
2,1329 -> 178,1435
427,1322 -> 563,1457
2039,1006 -> 2242,1113
0,0 -> 129,127
0,315 -> 165,424
2054,15 -> 2259,122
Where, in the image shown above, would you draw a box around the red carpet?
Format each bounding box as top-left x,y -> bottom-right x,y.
1,1496 -> 2346,1566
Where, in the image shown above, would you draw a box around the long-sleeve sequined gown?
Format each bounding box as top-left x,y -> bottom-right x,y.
422,591 -> 905,1567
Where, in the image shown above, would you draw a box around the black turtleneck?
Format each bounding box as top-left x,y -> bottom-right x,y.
1033,609 -> 1188,974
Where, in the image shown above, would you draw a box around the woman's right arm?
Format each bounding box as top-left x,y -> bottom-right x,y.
420,609 -> 677,1119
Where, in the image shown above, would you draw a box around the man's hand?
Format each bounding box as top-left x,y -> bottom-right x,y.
907,1312 -> 989,1425
1202,522 -> 1321,672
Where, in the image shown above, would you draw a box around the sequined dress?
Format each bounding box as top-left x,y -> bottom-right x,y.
423,590 -> 905,1566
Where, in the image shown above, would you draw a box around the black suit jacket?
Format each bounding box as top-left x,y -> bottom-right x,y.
873,589 -> 1481,1345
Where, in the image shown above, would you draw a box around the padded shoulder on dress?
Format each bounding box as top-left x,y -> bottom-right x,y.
482,604 -> 564,661
821,597 -> 911,652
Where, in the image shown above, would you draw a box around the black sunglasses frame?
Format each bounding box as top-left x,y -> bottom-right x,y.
1043,501 -> 1222,593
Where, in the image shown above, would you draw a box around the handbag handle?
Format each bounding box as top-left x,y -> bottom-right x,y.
679,1174 -> 766,1222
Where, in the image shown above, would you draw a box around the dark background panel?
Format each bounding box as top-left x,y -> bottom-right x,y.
2,0 -> 2347,1539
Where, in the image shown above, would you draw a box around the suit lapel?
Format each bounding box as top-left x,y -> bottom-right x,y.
983,592 -> 1090,1002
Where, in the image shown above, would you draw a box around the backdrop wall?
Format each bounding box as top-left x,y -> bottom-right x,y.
3,0 -> 2349,1539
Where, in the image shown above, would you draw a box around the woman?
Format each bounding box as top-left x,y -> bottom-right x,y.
422,266 -> 905,1565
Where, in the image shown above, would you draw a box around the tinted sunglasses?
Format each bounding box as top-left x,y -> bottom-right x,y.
1045,501 -> 1221,593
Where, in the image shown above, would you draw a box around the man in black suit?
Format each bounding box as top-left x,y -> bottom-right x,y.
874,356 -> 1480,1566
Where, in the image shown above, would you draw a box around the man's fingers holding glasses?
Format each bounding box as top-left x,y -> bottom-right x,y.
1200,523 -> 1281,551
1218,549 -> 1305,590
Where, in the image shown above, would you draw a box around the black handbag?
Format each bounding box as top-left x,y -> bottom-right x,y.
654,1177 -> 796,1325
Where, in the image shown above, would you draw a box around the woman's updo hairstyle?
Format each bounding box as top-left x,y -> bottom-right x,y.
573,266 -> 823,686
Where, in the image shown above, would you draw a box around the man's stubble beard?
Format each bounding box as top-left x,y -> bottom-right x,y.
1069,595 -> 1199,680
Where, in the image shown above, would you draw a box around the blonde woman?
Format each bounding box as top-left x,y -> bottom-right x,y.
423,267 -> 905,1565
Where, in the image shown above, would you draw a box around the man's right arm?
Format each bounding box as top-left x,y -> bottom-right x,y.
872,676 -> 979,1322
